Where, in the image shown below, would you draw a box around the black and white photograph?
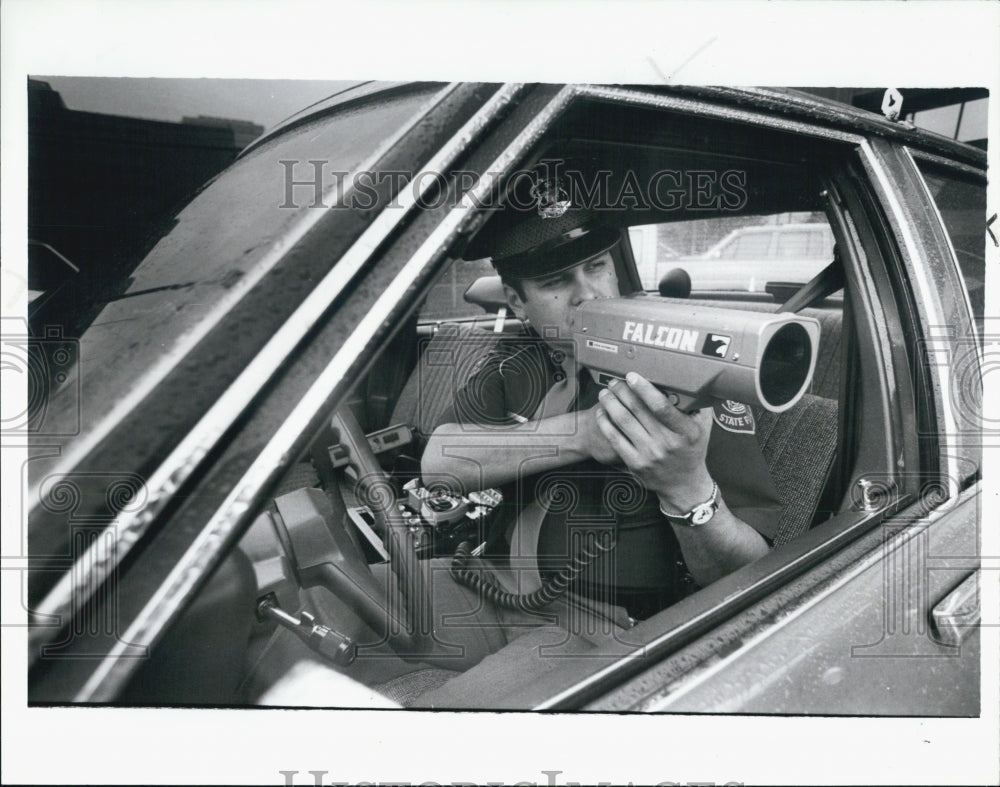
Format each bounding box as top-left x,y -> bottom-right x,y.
2,2 -> 998,785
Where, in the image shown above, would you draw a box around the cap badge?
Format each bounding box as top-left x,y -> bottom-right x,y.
529,176 -> 571,219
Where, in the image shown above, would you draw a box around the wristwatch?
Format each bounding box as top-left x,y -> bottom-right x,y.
659,481 -> 719,527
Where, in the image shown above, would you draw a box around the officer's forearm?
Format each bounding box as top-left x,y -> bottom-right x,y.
421,415 -> 591,494
667,497 -> 769,587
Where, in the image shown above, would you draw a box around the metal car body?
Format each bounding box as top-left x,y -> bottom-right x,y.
25,82 -> 986,713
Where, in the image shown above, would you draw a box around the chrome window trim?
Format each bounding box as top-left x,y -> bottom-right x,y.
903,145 -> 984,353
855,138 -> 963,489
74,84 -> 573,701
573,84 -> 868,145
29,84 -> 525,662
906,147 -> 989,182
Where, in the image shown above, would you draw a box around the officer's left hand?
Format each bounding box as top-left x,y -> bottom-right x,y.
594,372 -> 714,510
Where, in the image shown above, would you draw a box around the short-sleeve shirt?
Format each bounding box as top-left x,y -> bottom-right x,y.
434,331 -> 781,606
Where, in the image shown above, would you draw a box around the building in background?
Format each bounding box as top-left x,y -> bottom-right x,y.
28,79 -> 263,337
181,115 -> 265,149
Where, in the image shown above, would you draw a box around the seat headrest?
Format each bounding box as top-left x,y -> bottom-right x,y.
463,276 -> 507,312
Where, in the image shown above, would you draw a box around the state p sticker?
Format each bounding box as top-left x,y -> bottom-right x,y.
713,399 -> 756,434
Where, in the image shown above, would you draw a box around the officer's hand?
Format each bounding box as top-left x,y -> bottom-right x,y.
581,403 -> 622,465
593,372 -> 713,508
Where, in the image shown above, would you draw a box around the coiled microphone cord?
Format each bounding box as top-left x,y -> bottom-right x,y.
449,532 -> 615,613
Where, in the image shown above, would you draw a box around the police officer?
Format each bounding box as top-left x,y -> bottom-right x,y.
422,191 -> 778,618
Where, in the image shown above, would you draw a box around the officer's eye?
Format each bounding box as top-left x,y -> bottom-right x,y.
585,259 -> 609,272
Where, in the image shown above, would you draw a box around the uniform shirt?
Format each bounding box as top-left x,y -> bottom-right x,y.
434,331 -> 781,610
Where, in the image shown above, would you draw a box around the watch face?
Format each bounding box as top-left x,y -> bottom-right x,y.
691,504 -> 715,525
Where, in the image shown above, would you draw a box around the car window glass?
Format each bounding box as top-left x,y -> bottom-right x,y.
43,89 -> 440,440
632,212 -> 832,293
913,160 -> 986,332
733,232 -> 772,258
807,228 -> 828,256
31,84 -> 985,718
776,230 -> 810,257
718,236 -> 739,259
418,258 -> 497,322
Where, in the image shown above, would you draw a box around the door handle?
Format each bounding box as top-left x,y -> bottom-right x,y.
931,570 -> 980,647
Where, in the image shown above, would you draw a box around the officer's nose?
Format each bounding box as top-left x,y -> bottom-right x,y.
569,270 -> 600,306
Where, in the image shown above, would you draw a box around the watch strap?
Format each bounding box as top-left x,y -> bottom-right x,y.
659,481 -> 719,526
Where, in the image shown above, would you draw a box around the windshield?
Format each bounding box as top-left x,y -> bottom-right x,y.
32,87 -> 441,447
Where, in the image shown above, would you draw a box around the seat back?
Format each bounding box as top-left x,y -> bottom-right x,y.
390,322 -> 502,447
755,394 -> 839,545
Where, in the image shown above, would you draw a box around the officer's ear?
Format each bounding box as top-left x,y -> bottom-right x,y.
502,283 -> 527,319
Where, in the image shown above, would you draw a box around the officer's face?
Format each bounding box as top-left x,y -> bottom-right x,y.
504,251 -> 620,358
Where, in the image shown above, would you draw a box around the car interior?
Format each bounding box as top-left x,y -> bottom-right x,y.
114,97 -> 877,708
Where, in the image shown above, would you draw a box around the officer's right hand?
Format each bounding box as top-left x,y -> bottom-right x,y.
581,403 -> 622,465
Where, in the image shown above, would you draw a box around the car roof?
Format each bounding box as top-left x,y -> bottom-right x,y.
239,81 -> 445,157
652,86 -> 986,169
245,83 -> 986,170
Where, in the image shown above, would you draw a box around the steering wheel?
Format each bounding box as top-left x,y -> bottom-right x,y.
329,409 -> 432,641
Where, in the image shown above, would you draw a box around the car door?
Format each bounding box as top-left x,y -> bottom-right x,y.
576,112 -> 987,714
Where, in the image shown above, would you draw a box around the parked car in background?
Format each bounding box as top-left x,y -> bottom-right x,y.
25,83 -> 986,714
705,222 -> 834,262
643,220 -> 836,293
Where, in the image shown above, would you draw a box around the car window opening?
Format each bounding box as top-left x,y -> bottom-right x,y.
214,114 -> 862,707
